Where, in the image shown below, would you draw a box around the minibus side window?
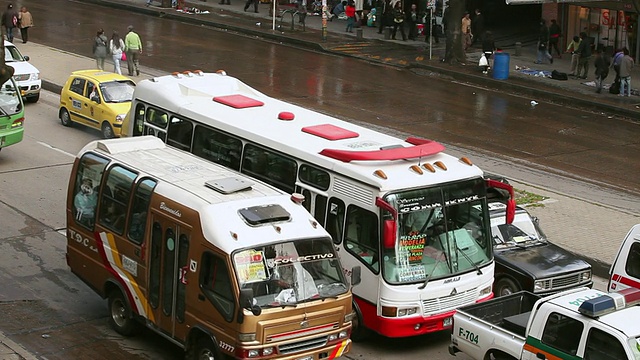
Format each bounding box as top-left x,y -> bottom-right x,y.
127,178 -> 156,245
200,252 -> 235,322
72,153 -> 109,229
98,165 -> 137,235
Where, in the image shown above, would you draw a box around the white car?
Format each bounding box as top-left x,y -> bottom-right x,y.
4,40 -> 41,103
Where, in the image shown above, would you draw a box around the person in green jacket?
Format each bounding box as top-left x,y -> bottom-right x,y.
124,25 -> 143,76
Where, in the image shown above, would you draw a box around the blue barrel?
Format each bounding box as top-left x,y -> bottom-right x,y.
492,52 -> 510,80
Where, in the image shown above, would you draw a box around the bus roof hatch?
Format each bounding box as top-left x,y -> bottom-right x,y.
205,177 -> 254,194
239,204 -> 291,225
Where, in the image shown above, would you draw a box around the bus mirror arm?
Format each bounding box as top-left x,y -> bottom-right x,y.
239,288 -> 262,319
351,266 -> 361,287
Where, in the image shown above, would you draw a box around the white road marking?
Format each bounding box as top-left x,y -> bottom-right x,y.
37,141 -> 76,158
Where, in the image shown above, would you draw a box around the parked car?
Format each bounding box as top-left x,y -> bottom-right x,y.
4,40 -> 40,103
58,70 -> 135,138
487,201 -> 593,296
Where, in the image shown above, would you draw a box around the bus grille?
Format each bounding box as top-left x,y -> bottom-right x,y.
278,335 -> 328,355
421,288 -> 478,315
332,177 -> 373,207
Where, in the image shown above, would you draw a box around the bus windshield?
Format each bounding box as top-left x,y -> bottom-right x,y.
0,78 -> 22,116
233,238 -> 348,308
383,178 -> 492,285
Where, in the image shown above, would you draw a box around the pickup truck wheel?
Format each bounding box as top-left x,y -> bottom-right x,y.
495,278 -> 520,297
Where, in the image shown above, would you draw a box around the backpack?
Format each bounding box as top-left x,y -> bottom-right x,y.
11,14 -> 17,27
609,78 -> 620,94
551,70 -> 568,81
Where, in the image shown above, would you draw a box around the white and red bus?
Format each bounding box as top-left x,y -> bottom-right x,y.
122,70 -> 515,339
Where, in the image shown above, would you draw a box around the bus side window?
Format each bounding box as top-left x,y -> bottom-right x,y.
146,107 -> 168,129
127,178 -> 157,245
200,252 -> 235,322
132,103 -> 145,137
345,205 -> 379,271
242,144 -> 297,194
72,153 -> 109,229
325,198 -> 345,245
167,117 -> 193,151
192,125 -> 242,171
98,165 -> 137,235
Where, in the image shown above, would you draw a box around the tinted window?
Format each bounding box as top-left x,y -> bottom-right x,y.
69,78 -> 86,96
299,164 -> 330,191
541,312 -> 583,355
98,165 -> 137,235
344,205 -> 379,272
200,252 -> 235,322
584,328 -> 626,360
146,107 -> 168,129
167,117 -> 193,151
626,242 -> 640,279
72,153 -> 109,229
241,144 -> 297,194
192,125 -> 242,171
127,178 -> 156,245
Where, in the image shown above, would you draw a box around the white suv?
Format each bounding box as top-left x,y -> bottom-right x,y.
4,41 -> 41,103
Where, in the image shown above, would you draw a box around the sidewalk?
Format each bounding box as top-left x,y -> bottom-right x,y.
80,0 -> 640,119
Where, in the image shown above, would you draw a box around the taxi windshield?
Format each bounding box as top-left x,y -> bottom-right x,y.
99,80 -> 135,103
232,238 -> 348,308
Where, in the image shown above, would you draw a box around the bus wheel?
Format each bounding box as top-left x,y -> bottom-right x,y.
350,304 -> 370,342
60,109 -> 73,127
108,290 -> 139,336
188,336 -> 218,360
101,122 -> 115,139
494,277 -> 520,297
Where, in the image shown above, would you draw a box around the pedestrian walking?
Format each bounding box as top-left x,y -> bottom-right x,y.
93,29 -> 108,71
423,10 -> 439,44
17,6 -> 33,44
109,31 -> 125,75
575,32 -> 592,79
535,19 -> 553,64
125,25 -> 143,77
345,1 -> 356,32
407,4 -> 418,40
565,35 -> 581,76
548,19 -> 561,58
618,47 -> 635,97
391,2 -> 406,41
593,47 -> 610,94
461,11 -> 472,51
1,3 -> 19,43
611,48 -> 624,82
377,0 -> 391,34
471,9 -> 483,46
243,0 -> 259,13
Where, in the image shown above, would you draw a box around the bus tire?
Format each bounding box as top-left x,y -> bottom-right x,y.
107,290 -> 139,337
494,277 -> 520,297
101,122 -> 115,139
187,335 -> 219,360
350,301 -> 370,342
60,108 -> 73,127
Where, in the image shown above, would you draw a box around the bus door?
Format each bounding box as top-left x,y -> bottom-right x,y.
148,213 -> 191,340
295,184 -> 328,226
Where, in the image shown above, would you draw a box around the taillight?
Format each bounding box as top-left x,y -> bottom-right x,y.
11,117 -> 24,128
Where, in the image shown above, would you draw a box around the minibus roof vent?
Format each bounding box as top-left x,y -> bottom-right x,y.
205,177 -> 254,194
239,204 -> 291,225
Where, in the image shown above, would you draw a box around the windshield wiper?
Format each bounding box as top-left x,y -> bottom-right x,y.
456,246 -> 483,275
418,252 -> 445,290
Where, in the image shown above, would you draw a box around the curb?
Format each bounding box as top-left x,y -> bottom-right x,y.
0,331 -> 37,360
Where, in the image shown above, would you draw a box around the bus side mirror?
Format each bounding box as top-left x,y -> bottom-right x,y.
506,199 -> 516,224
351,266 -> 361,287
240,288 -> 262,316
383,220 -> 397,249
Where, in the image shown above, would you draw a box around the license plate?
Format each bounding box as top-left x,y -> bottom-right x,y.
297,356 -> 313,360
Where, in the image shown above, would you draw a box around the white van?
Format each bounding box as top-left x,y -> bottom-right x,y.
608,224 -> 640,292
4,40 -> 41,103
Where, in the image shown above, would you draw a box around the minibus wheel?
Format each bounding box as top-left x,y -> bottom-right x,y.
188,336 -> 218,360
108,290 -> 139,336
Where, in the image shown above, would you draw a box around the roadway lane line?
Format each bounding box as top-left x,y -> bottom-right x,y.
37,141 -> 76,158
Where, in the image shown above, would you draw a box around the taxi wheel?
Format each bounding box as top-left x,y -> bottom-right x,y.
60,109 -> 73,127
101,122 -> 115,139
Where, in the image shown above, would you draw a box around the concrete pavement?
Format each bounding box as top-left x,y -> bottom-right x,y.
1,1 -> 638,358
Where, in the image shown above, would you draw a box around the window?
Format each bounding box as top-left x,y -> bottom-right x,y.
85,81 -> 98,100
299,164 -> 330,191
132,103 -> 145,137
167,117 -> 193,151
149,222 -> 162,309
162,227 -> 176,316
344,205 -> 379,271
145,107 -> 168,129
127,178 -> 156,245
241,144 -> 297,194
192,125 -> 242,171
69,77 -> 86,96
541,312 -> 584,355
72,153 -> 109,229
200,252 -> 235,322
176,233 -> 190,323
326,198 -> 345,245
584,328 -> 626,360
98,165 -> 137,235
625,242 -> 640,279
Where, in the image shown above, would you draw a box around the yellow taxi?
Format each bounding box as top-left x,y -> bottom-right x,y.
59,70 -> 135,138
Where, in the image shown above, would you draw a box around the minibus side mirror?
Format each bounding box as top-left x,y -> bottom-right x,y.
351,266 -> 361,287
240,288 -> 262,316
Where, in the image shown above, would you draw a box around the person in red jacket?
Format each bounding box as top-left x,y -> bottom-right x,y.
345,1 -> 356,33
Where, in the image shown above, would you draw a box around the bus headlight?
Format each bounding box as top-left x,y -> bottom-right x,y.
247,349 -> 259,358
338,330 -> 348,339
239,333 -> 256,342
262,347 -> 274,356
480,286 -> 492,296
383,306 -> 419,317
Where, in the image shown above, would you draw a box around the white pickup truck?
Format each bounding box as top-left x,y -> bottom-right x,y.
449,287 -> 640,360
